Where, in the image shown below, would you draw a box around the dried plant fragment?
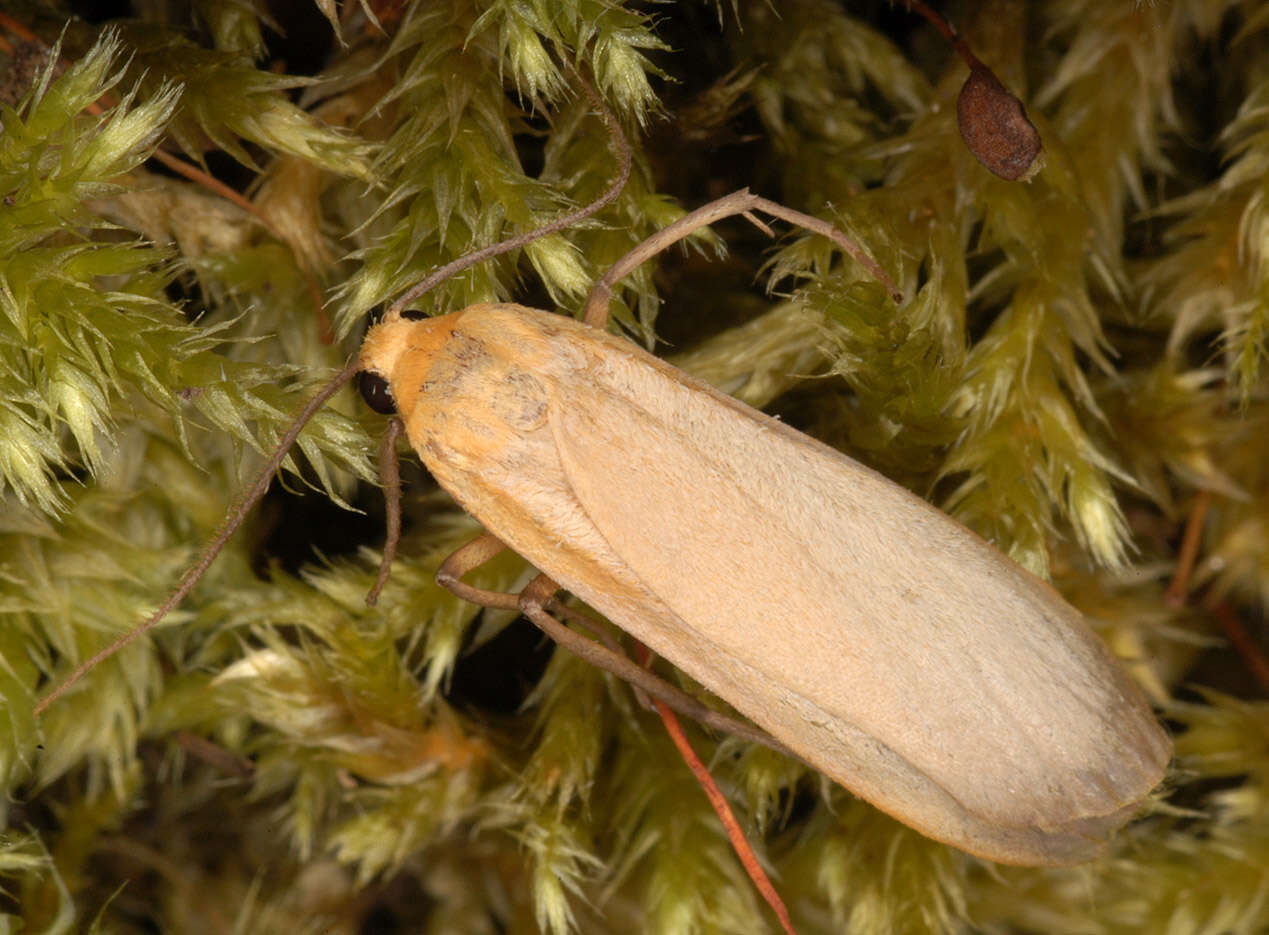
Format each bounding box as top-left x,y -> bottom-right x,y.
906,0 -> 1044,180
956,61 -> 1043,180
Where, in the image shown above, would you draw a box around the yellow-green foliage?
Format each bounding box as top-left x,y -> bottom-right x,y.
3,1 -> 1267,932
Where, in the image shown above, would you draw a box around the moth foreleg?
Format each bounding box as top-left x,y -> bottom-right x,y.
366,416 -> 406,606
434,531 -> 521,610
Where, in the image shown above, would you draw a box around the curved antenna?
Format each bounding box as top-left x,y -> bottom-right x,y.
35,68 -> 634,718
582,190 -> 904,330
34,358 -> 362,717
384,72 -> 632,322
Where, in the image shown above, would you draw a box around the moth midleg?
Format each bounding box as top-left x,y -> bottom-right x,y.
435,539 -> 794,756
518,577 -> 793,756
436,534 -> 623,660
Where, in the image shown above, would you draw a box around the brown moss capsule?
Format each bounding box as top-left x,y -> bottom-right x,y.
957,63 -> 1044,181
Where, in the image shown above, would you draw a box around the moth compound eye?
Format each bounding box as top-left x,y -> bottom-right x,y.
359,371 -> 397,415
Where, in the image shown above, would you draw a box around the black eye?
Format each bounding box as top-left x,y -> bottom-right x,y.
359,371 -> 396,415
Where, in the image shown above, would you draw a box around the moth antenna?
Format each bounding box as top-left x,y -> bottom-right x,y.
36,67 -> 632,715
358,67 -> 633,604
33,358 -> 363,718
384,68 -> 632,322
582,189 -> 904,330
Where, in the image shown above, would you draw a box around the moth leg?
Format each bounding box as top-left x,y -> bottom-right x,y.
435,532 -> 520,611
436,539 -> 650,701
366,416 -> 405,606
435,543 -> 796,757
547,600 -> 655,710
518,574 -> 795,757
436,536 -> 639,664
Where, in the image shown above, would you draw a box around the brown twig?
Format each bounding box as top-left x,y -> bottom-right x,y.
1166,489 -> 1211,607
1209,600 -> 1269,695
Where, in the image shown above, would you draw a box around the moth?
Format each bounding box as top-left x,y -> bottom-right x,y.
36,96 -> 1169,869
353,208 -> 1170,866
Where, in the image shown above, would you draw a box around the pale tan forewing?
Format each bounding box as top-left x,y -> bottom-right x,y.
541,318 -> 1168,863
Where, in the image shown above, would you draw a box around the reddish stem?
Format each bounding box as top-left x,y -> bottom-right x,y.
635,644 -> 798,935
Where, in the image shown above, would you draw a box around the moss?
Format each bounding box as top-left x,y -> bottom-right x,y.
2,1 -> 1266,932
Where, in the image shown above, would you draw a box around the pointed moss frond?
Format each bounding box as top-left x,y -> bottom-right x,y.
0,620 -> 43,790
192,0 -> 276,58
0,830 -> 52,884
518,646 -> 612,816
1223,295 -> 1269,401
943,299 -> 1132,575
736,0 -> 931,193
602,727 -> 773,935
1036,0 -> 1182,263
469,0 -> 667,124
1100,365 -> 1244,514
2,832 -> 75,934
1174,690 -> 1269,793
1143,72 -> 1269,404
130,531 -> 518,873
193,618 -> 494,878
0,34 -> 178,512
0,31 -> 151,166
1,30 -> 372,517
467,788 -> 608,935
810,267 -> 965,481
10,473 -> 213,792
515,805 -> 604,935
2,406 -> 362,794
1053,555 -> 1185,706
331,0 -> 666,336
1194,400 -> 1269,610
787,803 -> 968,935
115,23 -> 373,178
328,777 -> 489,885
725,742 -> 811,839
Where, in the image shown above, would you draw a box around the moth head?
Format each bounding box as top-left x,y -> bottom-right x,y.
356,307 -> 433,416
